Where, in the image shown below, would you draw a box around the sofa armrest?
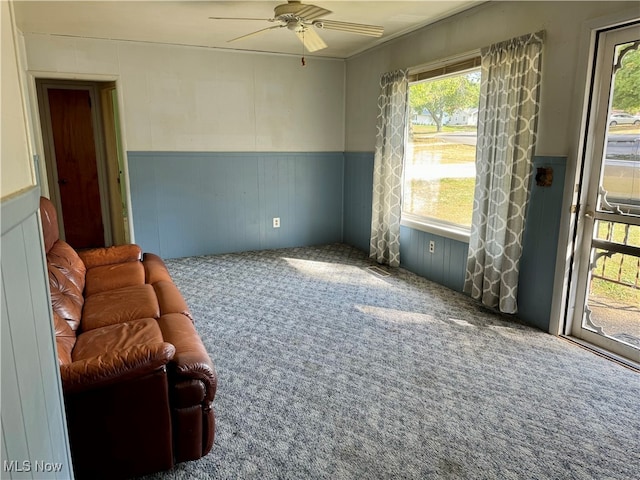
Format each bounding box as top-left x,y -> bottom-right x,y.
157,314 -> 217,402
171,355 -> 217,402
143,253 -> 173,284
78,244 -> 142,269
61,342 -> 175,394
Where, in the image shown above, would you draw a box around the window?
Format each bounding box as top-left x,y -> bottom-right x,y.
402,58 -> 481,239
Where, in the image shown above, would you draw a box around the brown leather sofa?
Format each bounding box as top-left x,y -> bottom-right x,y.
40,196 -> 216,479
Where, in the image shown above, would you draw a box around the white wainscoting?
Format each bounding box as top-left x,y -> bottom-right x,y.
1,186 -> 73,479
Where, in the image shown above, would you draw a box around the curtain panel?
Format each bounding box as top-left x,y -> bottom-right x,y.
464,31 -> 545,314
370,69 -> 409,267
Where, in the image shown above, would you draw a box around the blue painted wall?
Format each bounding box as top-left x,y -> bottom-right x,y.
343,152 -> 374,252
517,156 -> 566,331
341,152 -> 566,332
399,227 -> 469,292
128,152 -> 344,259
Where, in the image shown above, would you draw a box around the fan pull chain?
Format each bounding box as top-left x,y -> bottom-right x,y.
301,28 -> 306,66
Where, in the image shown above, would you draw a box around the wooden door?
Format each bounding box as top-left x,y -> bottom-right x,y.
47,88 -> 105,248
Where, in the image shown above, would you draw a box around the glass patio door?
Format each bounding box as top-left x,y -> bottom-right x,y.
569,23 -> 640,364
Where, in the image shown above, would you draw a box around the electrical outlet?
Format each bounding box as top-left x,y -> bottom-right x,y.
273,217 -> 280,228
429,240 -> 435,253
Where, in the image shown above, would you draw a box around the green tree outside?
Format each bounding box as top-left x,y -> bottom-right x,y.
409,71 -> 481,132
612,44 -> 640,114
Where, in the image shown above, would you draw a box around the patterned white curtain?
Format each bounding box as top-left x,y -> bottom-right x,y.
370,69 -> 409,267
464,31 -> 545,314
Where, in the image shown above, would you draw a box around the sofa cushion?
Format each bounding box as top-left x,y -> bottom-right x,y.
47,240 -> 86,294
84,261 -> 146,297
49,264 -> 84,331
82,284 -> 160,331
72,318 -> 164,361
79,244 -> 142,269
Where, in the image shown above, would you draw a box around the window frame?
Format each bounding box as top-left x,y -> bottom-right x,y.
401,51 -> 481,243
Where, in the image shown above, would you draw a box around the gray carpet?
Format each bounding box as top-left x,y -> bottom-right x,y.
141,243 -> 639,479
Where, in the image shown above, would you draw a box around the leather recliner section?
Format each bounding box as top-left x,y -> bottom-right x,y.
39,196 -> 217,479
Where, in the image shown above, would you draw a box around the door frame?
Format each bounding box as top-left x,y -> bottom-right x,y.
29,73 -> 133,245
563,21 -> 640,365
540,8 -> 640,341
99,84 -> 129,245
36,80 -> 113,245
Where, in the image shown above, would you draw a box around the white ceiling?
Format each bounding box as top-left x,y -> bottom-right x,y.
13,1 -> 483,59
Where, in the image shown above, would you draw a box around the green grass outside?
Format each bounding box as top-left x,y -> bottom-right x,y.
406,177 -> 475,227
410,138 -> 476,165
591,222 -> 640,305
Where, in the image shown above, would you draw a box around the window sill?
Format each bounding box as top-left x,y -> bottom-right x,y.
401,214 -> 471,243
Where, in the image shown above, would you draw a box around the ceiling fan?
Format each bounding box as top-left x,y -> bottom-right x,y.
209,1 -> 384,53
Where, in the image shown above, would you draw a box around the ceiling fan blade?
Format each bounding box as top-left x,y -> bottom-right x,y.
313,19 -> 383,37
295,26 -> 327,52
296,4 -> 332,21
228,25 -> 283,43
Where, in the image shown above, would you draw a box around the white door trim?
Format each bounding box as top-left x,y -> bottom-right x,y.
37,80 -> 113,246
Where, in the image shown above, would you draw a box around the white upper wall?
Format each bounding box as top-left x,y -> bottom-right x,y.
344,1 -> 639,155
1,0 -> 33,198
22,34 -> 346,152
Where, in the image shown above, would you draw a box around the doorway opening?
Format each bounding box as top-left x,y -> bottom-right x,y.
36,79 -> 129,249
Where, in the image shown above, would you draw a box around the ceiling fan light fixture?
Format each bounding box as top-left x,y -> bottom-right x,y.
287,20 -> 305,32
